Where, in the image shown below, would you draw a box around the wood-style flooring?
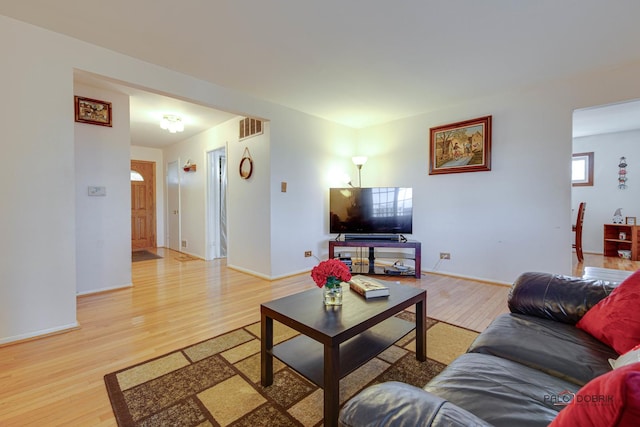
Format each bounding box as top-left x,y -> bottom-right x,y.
0,249 -> 636,426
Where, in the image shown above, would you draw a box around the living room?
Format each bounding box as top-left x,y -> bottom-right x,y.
2,2 -> 640,425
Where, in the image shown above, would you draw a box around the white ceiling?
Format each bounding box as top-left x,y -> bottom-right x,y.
74,71 -> 238,148
3,1 -> 640,143
573,99 -> 640,138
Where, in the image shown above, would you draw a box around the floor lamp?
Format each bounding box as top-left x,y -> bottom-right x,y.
351,156 -> 368,187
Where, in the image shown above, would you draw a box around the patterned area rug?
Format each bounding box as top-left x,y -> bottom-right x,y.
132,250 -> 163,262
104,312 -> 479,426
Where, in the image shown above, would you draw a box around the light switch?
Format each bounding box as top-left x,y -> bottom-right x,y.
281,182 -> 287,192
88,186 -> 106,196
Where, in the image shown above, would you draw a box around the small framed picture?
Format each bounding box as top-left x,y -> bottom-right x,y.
626,216 -> 636,225
74,96 -> 112,127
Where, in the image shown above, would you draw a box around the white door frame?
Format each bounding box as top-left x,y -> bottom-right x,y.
206,147 -> 227,260
167,160 -> 181,252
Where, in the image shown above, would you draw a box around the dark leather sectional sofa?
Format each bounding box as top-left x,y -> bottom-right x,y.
339,272 -> 620,427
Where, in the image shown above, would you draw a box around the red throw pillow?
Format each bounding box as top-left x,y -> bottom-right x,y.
549,362 -> 640,427
577,270 -> 640,354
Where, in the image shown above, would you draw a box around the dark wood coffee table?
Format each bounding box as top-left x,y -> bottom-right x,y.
261,281 -> 426,427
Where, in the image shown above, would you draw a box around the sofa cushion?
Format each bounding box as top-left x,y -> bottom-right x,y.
468,313 -> 617,385
424,353 -> 581,427
577,270 -> 640,354
338,382 -> 494,427
549,362 -> 640,427
508,272 -> 615,324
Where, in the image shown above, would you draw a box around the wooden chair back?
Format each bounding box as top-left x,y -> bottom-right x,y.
573,202 -> 586,262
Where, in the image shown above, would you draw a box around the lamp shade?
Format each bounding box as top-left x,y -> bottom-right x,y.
352,156 -> 368,166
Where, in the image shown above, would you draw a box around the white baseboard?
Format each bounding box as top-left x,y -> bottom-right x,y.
0,322 -> 80,346
76,283 -> 133,296
226,264 -> 272,280
226,264 -> 312,281
423,269 -> 511,286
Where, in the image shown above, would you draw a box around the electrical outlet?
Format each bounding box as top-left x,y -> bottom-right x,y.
182,240 -> 187,248
439,252 -> 451,260
304,251 -> 312,257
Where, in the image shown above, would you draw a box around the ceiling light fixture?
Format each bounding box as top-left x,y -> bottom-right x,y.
160,115 -> 184,133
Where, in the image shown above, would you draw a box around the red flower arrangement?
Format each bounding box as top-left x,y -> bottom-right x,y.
311,259 -> 352,289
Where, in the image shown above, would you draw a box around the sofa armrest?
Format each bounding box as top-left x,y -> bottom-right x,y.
339,382 -> 493,427
508,272 -> 616,324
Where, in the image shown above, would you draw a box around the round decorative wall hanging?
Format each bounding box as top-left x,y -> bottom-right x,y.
239,147 -> 253,179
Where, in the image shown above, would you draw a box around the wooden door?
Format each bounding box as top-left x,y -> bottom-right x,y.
131,160 -> 156,250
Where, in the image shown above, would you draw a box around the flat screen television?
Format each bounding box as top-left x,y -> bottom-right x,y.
329,187 -> 413,235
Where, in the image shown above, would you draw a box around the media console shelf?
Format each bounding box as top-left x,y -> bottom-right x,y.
329,239 -> 421,278
603,224 -> 639,261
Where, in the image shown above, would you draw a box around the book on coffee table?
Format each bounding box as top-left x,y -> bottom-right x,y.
349,275 -> 390,298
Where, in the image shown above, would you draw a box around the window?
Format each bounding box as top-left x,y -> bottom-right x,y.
572,152 -> 594,186
130,171 -> 144,182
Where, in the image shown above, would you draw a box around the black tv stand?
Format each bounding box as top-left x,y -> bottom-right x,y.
329,239 -> 421,278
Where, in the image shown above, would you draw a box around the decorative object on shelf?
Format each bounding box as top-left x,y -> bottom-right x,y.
239,147 -> 253,179
619,232 -> 627,240
182,159 -> 196,172
74,96 -> 112,127
618,156 -> 627,189
311,258 -> 352,306
351,156 -> 368,187
429,115 -> 492,175
626,217 -> 637,225
618,250 -> 632,260
160,115 -> 184,133
613,208 -> 624,224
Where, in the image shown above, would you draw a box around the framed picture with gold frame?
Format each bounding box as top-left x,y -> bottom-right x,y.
429,115 -> 492,175
74,96 -> 112,127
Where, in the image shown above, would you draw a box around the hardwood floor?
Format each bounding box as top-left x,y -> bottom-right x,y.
572,252 -> 640,276
0,249 -> 635,426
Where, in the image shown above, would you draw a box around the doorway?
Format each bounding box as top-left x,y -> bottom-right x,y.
207,148 -> 228,259
131,160 -> 157,250
572,98 -> 640,260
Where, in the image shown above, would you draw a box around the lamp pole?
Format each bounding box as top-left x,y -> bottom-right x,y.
351,156 -> 368,187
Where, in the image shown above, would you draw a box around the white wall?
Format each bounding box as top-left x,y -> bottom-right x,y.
268,114 -> 358,278
0,14 -> 334,343
573,129 -> 640,253
0,17 -> 78,343
3,12 -> 640,342
75,84 -> 132,295
357,99 -> 570,282
356,65 -> 640,283
131,145 -> 165,247
163,126 -> 229,260
226,121 -> 273,276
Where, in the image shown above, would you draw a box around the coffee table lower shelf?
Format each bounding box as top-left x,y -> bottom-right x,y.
271,316 -> 414,387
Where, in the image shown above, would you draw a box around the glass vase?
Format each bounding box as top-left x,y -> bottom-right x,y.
323,285 -> 343,306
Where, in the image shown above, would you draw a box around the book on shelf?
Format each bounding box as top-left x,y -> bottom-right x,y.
349,275 -> 390,298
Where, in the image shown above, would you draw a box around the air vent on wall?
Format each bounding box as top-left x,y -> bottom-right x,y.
239,117 -> 263,140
